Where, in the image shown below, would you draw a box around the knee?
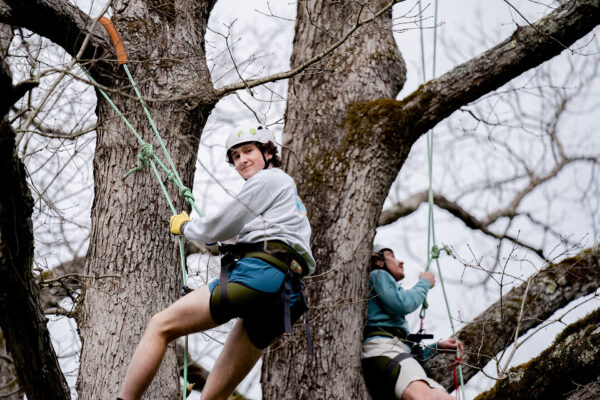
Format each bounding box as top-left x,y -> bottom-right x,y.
403,380 -> 448,400
146,310 -> 180,343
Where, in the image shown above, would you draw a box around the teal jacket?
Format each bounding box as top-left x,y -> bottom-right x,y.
365,269 -> 438,360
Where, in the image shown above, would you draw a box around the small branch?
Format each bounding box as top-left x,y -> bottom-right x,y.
0,0 -> 112,64
16,0 -> 111,144
213,0 -> 402,99
378,191 -> 547,260
424,245 -> 600,390
503,0 -> 571,52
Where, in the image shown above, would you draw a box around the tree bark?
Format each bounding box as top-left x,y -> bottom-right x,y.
566,377 -> 600,400
474,307 -> 600,400
264,1 -> 600,398
70,1 -> 217,399
0,329 -> 22,400
1,0 -> 219,398
424,245 -> 600,389
0,42 -> 71,398
263,1 -> 407,398
38,255 -> 227,398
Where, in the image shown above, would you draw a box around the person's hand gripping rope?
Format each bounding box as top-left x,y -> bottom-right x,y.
170,211 -> 190,235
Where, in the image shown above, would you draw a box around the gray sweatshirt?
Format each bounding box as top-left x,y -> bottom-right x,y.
182,168 -> 316,275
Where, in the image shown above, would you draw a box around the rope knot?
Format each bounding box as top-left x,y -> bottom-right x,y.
441,245 -> 453,256
167,170 -> 176,182
123,143 -> 154,179
431,245 -> 440,259
140,143 -> 154,158
180,187 -> 195,203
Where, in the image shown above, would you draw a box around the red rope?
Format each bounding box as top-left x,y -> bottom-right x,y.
453,356 -> 462,399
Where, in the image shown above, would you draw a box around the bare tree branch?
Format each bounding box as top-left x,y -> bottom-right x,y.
0,0 -> 112,69
402,0 -> 600,138
38,256 -> 85,311
213,0 -> 402,99
346,0 -> 600,151
424,245 -> 600,390
566,377 -> 600,400
378,191 -> 547,258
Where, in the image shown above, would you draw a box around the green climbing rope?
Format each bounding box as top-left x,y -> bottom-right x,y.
417,1 -> 466,397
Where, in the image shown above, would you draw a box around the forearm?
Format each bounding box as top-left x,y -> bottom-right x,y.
380,278 -> 430,314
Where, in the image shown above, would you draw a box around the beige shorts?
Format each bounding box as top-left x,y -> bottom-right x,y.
362,337 -> 446,398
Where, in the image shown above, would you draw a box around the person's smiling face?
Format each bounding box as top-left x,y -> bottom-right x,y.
231,142 -> 272,180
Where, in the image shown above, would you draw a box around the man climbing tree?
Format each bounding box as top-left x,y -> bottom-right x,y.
118,126 -> 314,400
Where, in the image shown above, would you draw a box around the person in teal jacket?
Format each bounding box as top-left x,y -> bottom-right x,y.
362,246 -> 462,400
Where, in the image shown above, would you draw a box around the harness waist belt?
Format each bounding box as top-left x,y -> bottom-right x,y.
219,240 -> 309,276
364,325 -> 408,341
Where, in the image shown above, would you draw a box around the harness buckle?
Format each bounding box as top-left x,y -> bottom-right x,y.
290,259 -> 303,274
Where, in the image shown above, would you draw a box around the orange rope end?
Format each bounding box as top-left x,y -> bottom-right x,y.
98,17 -> 128,65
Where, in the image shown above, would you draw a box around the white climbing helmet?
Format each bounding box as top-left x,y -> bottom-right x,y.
225,125 -> 276,151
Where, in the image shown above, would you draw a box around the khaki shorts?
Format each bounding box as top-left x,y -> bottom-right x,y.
362,337 -> 445,398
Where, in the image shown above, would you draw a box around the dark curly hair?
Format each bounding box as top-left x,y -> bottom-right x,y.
370,252 -> 385,272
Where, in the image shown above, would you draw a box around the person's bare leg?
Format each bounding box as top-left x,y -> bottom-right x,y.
118,285 -> 216,400
403,380 -> 456,400
201,319 -> 264,400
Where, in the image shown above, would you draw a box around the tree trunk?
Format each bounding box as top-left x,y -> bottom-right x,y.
262,1 -> 407,398
74,2 -> 217,399
474,307 -> 600,400
0,329 -> 22,400
424,245 -> 600,389
0,72 -> 71,399
263,1 -> 600,398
